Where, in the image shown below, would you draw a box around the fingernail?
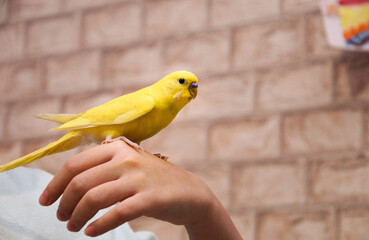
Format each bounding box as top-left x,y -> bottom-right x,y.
67,221 -> 79,232
57,209 -> 68,221
85,225 -> 97,237
39,190 -> 49,206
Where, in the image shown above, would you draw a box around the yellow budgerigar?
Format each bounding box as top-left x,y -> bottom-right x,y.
0,71 -> 198,172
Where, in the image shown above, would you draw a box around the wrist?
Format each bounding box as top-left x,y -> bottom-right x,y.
185,195 -> 242,240
187,191 -> 218,225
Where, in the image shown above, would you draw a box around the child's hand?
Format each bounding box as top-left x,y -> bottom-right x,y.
39,141 -> 241,239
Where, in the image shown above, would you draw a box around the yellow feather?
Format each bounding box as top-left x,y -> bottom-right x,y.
54,94 -> 154,131
0,71 -> 198,172
0,131 -> 82,172
35,113 -> 82,123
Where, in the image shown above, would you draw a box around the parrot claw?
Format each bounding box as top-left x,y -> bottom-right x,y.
153,153 -> 169,161
102,136 -> 143,151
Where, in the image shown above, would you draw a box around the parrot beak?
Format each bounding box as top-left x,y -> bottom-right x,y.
189,82 -> 198,99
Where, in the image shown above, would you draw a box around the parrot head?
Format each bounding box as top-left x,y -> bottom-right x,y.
158,70 -> 198,101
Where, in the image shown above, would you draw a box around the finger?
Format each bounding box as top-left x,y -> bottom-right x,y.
57,161 -> 121,221
84,194 -> 149,237
67,179 -> 136,232
40,141 -> 128,206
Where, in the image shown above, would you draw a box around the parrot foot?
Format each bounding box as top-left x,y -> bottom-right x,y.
102,136 -> 143,151
154,153 -> 169,161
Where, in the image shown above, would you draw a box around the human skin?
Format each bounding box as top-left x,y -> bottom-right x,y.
38,141 -> 242,239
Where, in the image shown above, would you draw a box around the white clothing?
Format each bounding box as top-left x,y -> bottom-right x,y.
0,167 -> 157,240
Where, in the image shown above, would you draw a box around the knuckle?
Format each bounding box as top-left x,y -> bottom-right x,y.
111,140 -> 126,149
84,190 -> 100,207
131,171 -> 147,185
69,177 -> 86,194
64,158 -> 79,174
112,153 -> 142,170
123,157 -> 140,169
115,204 -> 129,219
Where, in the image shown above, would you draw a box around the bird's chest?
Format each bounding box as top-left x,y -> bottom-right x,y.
118,105 -> 178,143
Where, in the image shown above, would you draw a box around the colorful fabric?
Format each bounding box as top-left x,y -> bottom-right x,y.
339,0 -> 369,45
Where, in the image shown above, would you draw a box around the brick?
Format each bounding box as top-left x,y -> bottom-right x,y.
0,0 -> 8,24
9,0 -> 61,21
0,24 -> 23,62
230,213 -> 254,240
192,166 -> 230,208
141,123 -> 207,166
232,162 -> 305,207
64,91 -> 122,114
210,0 -> 279,27
144,0 -> 207,38
102,44 -> 162,87
82,3 -> 141,47
164,31 -> 230,75
26,15 -> 78,56
306,14 -> 341,58
8,99 -> 61,140
256,62 -> 332,111
233,18 -> 304,69
339,208 -> 369,240
281,0 -> 320,14
283,108 -> 361,154
46,51 -> 100,96
129,216 -> 188,240
334,55 -> 369,101
0,106 -> 5,141
364,108 -> 369,147
335,63 -> 353,101
179,73 -> 254,122
0,142 -> 22,166
0,61 -> 43,102
23,137 -> 86,175
210,117 -> 279,161
63,0 -> 124,10
258,210 -> 333,240
310,159 -> 369,203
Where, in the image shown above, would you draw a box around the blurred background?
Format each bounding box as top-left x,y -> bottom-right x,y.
1,0 -> 369,239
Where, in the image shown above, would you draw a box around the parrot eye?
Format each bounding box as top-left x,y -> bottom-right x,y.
178,78 -> 186,85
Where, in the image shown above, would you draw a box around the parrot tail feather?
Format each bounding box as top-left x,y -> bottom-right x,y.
34,113 -> 82,124
0,131 -> 82,173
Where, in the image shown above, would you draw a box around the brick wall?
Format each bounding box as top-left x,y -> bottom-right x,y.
1,0 -> 369,239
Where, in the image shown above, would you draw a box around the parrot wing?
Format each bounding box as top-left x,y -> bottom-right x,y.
54,93 -> 155,131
